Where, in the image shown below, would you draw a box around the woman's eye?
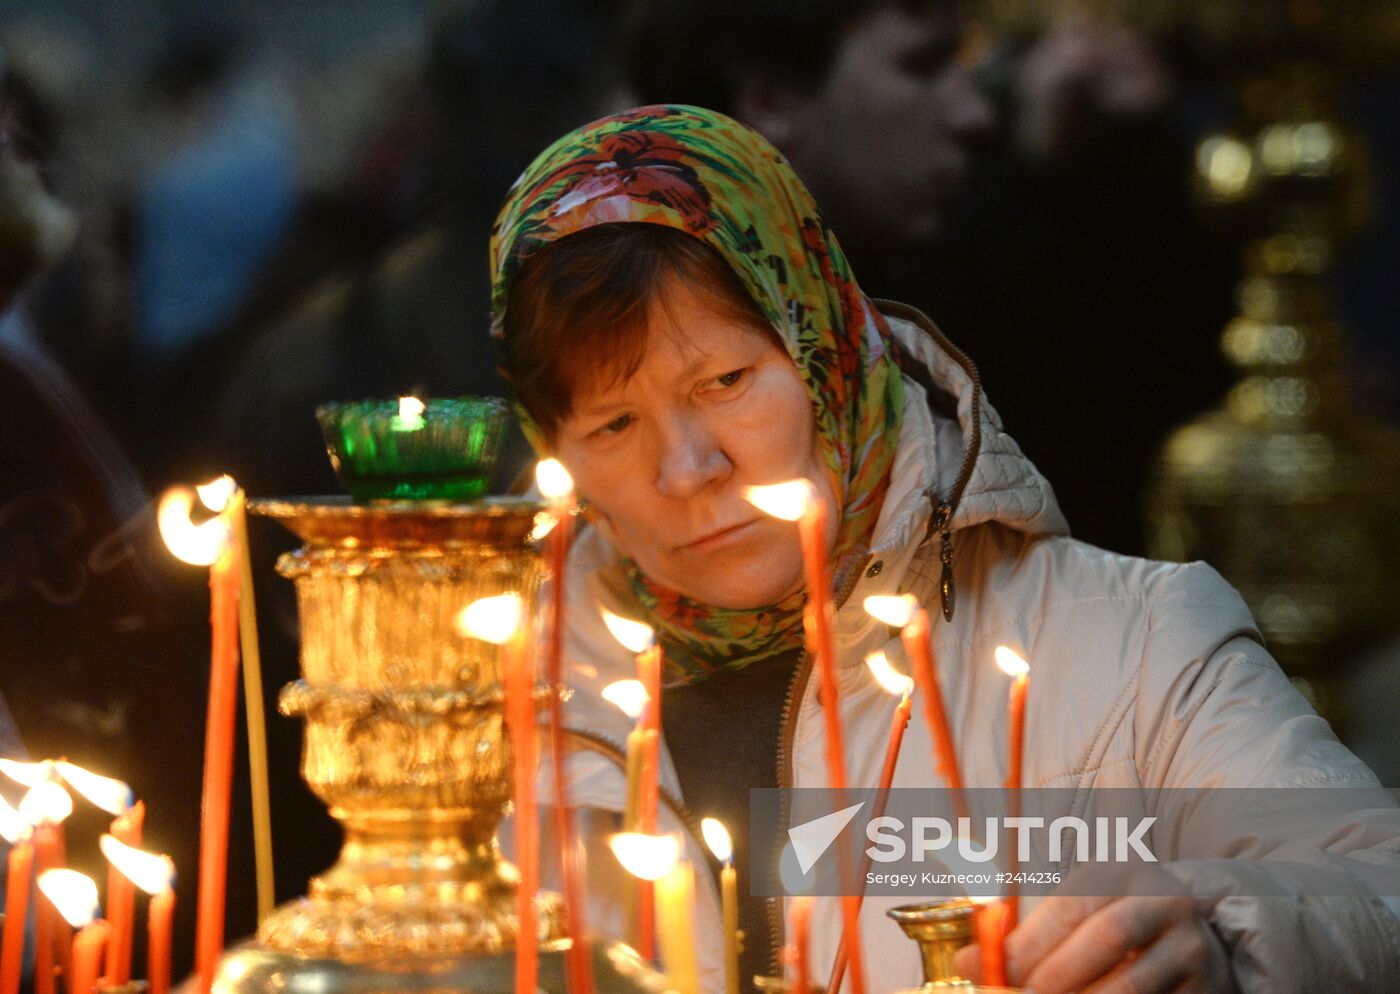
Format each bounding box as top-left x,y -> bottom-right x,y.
595,413 -> 632,436
714,368 -> 746,388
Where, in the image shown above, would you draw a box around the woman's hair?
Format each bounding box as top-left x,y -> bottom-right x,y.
501,223 -> 777,438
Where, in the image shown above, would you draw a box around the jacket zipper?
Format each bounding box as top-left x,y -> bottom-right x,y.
874,298 -> 983,622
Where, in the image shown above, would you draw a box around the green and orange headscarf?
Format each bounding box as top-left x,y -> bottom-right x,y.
490,105 -> 904,679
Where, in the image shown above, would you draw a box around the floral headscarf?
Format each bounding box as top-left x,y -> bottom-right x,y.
490,105 -> 903,680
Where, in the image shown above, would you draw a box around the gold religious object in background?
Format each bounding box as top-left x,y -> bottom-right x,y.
214,497 -> 662,994
982,0 -> 1400,725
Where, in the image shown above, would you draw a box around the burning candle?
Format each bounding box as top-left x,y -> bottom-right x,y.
18,777 -> 72,994
995,646 -> 1030,929
790,896 -> 815,994
608,834 -> 692,994
601,609 -> 662,962
974,898 -> 1009,987
460,593 -> 539,994
0,795 -> 33,994
601,681 -> 651,832
744,481 -> 865,994
827,652 -> 914,994
392,395 -> 426,431
159,477 -> 239,994
36,869 -> 107,994
100,835 -> 176,994
863,595 -> 964,801
536,459 -> 593,994
701,818 -> 740,994
56,762 -> 140,986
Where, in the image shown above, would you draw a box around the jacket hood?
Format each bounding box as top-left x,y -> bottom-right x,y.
876,299 -> 1069,545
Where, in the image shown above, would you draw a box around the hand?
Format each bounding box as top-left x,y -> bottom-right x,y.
954,894 -> 1234,993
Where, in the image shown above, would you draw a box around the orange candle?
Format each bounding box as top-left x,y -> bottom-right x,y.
34,827 -> 61,994
0,834 -> 32,994
195,548 -> 240,994
827,655 -> 912,994
747,481 -> 865,994
537,460 -> 592,994
148,886 -> 175,994
100,835 -> 176,994
502,610 -> 539,994
863,596 -> 964,811
975,900 -> 1009,986
103,801 -> 144,985
69,919 -> 110,994
790,896 -> 814,994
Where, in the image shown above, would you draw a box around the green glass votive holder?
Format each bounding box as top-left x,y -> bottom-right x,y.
316,396 -> 512,502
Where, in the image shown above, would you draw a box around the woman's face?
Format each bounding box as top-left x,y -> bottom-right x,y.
553,275 -> 839,609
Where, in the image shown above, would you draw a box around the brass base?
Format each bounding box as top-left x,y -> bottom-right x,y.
213,938 -> 668,994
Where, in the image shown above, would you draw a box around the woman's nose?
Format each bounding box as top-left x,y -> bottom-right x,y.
654,416 -> 730,499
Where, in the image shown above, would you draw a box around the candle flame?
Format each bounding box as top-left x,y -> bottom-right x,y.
55,762 -> 132,815
398,396 -> 425,420
865,650 -> 914,698
196,474 -> 237,513
608,832 -> 680,881
994,646 -> 1030,677
601,680 -> 649,720
19,780 -> 73,826
863,594 -> 918,629
158,486 -> 232,566
0,794 -> 28,843
529,511 -> 558,542
100,835 -> 176,894
701,818 -> 732,864
535,458 -> 575,501
741,480 -> 816,522
0,758 -> 53,787
457,593 -> 525,645
600,608 -> 655,654
37,869 -> 99,928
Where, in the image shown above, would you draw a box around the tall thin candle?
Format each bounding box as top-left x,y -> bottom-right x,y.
601,610 -> 663,962
0,797 -> 32,994
104,800 -> 142,985
790,896 -> 814,994
745,481 -> 866,994
460,594 -> 538,994
827,654 -> 913,994
18,780 -> 72,994
975,899 -> 1009,986
537,459 -> 592,994
36,870 -> 103,994
995,647 -> 1030,930
228,487 -> 275,924
702,819 -> 740,994
158,481 -> 240,994
100,835 -> 177,994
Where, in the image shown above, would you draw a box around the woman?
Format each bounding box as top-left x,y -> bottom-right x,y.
490,106 -> 1400,994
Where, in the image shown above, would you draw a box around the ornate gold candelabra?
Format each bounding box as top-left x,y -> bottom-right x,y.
982,0 -> 1400,723
218,496 -> 663,994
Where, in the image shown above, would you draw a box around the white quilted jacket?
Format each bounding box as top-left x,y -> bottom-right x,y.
529,302 -> 1400,993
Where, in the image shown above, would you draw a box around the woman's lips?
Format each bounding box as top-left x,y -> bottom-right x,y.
678,519 -> 760,554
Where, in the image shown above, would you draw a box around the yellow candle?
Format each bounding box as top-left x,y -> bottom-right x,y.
624,727 -> 645,831
655,861 -> 698,994
701,818 -> 740,994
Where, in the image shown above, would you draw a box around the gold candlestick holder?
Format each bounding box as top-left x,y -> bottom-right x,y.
213,496 -> 664,994
887,900 -> 976,988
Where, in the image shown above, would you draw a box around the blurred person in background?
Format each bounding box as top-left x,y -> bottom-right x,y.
0,51 -> 206,980
623,0 -> 1236,556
